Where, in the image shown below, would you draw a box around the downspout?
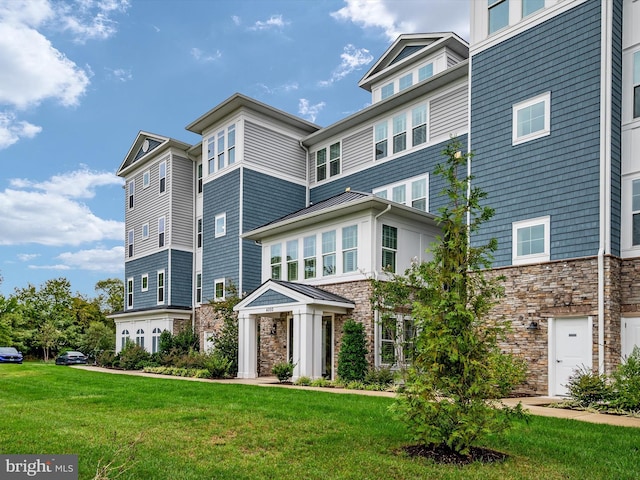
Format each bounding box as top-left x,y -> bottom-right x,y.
299,140 -> 310,207
189,152 -> 197,333
597,0 -> 613,374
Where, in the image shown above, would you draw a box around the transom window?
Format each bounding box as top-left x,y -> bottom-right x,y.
512,92 -> 551,145
381,83 -> 394,100
488,0 -> 509,34
512,216 -> 550,265
522,0 -> 544,17
215,213 -> 226,238
315,142 -> 341,181
373,174 -> 429,212
632,180 -> 640,246
382,225 -> 398,273
418,63 -> 433,82
399,73 -> 413,91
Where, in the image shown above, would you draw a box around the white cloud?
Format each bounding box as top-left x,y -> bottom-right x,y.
53,246 -> 124,273
231,15 -> 241,26
107,67 -> 132,82
54,0 -> 130,44
0,168 -> 124,247
256,82 -> 299,95
17,253 -> 40,262
250,14 -> 289,31
318,44 -> 373,87
0,112 -> 42,149
331,0 -> 470,41
298,99 -> 325,123
190,47 -> 222,63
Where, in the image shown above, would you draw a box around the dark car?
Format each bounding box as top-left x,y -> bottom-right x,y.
0,347 -> 23,364
55,351 -> 88,365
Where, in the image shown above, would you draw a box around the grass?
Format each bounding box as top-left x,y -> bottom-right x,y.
1,364 -> 639,480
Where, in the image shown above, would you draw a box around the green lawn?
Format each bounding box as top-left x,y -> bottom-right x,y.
1,364 -> 639,480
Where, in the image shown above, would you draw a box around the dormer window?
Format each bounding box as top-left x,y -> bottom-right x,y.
418,63 -> 433,82
488,0 -> 509,34
523,0 -> 544,17
381,83 -> 394,100
399,73 -> 413,91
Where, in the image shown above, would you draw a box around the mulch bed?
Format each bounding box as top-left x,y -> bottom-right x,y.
401,444 -> 508,466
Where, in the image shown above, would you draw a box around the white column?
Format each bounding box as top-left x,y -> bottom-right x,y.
292,307 -> 323,380
237,313 -> 257,379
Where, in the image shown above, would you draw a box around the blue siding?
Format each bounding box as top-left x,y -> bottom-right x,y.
310,136 -> 466,215
610,0 -> 623,257
171,249 -> 193,307
202,169 -> 241,301
242,168 -> 307,293
247,289 -> 296,307
125,250 -> 168,309
470,1 -> 602,266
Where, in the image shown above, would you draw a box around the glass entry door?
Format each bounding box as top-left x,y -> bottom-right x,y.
322,315 -> 333,379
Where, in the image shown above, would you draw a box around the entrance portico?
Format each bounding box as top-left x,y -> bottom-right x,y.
234,280 -> 354,380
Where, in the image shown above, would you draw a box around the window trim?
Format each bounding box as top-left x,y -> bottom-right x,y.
152,328 -> 162,354
373,174 -> 430,212
135,328 -> 145,348
196,272 -> 202,304
142,223 -> 149,240
314,141 -> 341,182
341,225 -> 358,273
142,170 -> 150,189
270,243 -> 282,280
157,269 -> 165,305
214,278 -> 225,301
128,180 -> 135,210
197,218 -> 202,248
159,161 -> 166,194
634,50 -> 640,119
127,277 -> 134,309
128,230 -> 134,258
512,92 -> 551,145
158,216 -> 165,248
121,329 -> 130,350
512,216 -> 550,265
303,235 -> 316,279
381,224 -> 398,273
488,0 -> 509,35
322,230 -> 337,276
214,213 -> 226,238
141,273 -> 148,292
286,239 -> 298,281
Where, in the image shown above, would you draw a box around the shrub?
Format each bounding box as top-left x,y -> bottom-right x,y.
611,347 -> 640,412
172,327 -> 199,354
117,343 -> 150,370
272,361 -> 295,382
364,366 -> 394,389
310,378 -> 332,388
566,365 -> 611,407
295,376 -> 312,386
96,350 -> 116,368
203,353 -> 233,379
337,319 -> 368,382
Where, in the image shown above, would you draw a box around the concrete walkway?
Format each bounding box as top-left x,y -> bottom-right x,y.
74,366 -> 640,428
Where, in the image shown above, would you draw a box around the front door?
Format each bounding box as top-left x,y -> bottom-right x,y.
322,316 -> 333,379
552,317 -> 591,396
622,318 -> 640,358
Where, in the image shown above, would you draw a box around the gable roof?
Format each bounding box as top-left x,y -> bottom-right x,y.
358,32 -> 469,92
117,131 -> 192,177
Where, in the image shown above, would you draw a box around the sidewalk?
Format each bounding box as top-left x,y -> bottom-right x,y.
74,366 -> 640,428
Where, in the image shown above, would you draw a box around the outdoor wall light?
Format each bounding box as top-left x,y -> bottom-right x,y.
527,321 -> 539,331
270,322 -> 277,336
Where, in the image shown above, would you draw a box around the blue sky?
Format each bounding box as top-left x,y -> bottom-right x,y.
0,0 -> 469,298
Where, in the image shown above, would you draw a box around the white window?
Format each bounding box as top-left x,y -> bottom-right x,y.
322,230 -> 336,276
522,0 -> 544,17
375,123 -> 388,160
399,73 -> 413,91
287,240 -> 298,281
271,243 -> 282,280
157,270 -> 165,304
512,92 -> 551,145
315,142 -> 341,181
158,216 -> 165,248
632,180 -> 640,246
152,328 -> 161,354
634,51 -> 640,119
512,216 -> 550,265
303,235 -> 316,279
143,171 -> 150,189
217,131 -> 225,171
207,136 -> 215,174
127,278 -> 133,308
142,223 -> 149,240
159,161 -> 166,194
215,213 -> 226,238
381,82 -> 394,100
128,180 -> 135,209
412,105 -> 427,146
121,329 -> 130,350
197,218 -> 202,248
206,124 -> 236,174
128,230 -> 134,258
379,314 -> 415,367
342,226 -> 358,273
228,125 -> 236,165
196,273 -> 202,304
214,278 -> 225,300
418,63 -> 433,82
141,274 -> 148,292
373,174 -> 429,212
488,0 -> 509,34
197,163 -> 203,194
136,329 -> 145,348
382,225 -> 397,273
392,114 -> 407,153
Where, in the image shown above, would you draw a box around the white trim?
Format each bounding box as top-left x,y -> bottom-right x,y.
215,212 -> 226,238
157,269 -> 165,305
142,170 -> 150,189
214,277 -> 225,300
126,276 -> 134,309
512,91 -> 551,145
512,216 -> 550,265
141,273 -> 148,292
142,223 -> 149,240
372,173 -> 429,212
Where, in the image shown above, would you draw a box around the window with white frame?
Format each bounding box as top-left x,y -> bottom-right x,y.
143,171 -> 150,189
197,218 -> 202,248
632,179 -> 640,246
412,105 -> 427,147
228,125 -> 236,165
512,216 -> 550,265
322,230 -> 336,276
287,240 -> 298,281
207,136 -> 215,174
158,216 -> 165,248
488,0 -> 509,34
373,174 -> 429,212
128,230 -> 134,258
217,131 -> 225,171
375,123 -> 388,160
270,243 -> 282,280
215,213 -> 226,238
152,328 -> 161,354
522,0 -> 544,17
399,73 -> 413,91
196,273 -> 202,303
197,163 -> 203,194
379,314 -> 415,367
315,142 -> 341,181
206,124 -> 237,175
136,328 -> 145,348
128,180 -> 134,209
303,235 -> 316,279
141,274 -> 148,292
127,278 -> 133,308
214,278 -> 225,300
342,225 -> 358,273
392,113 -> 407,154
512,92 -> 550,145
418,63 -> 433,82
121,329 -> 130,350
382,225 -> 397,272
634,51 -> 640,119
381,82 -> 394,100
157,270 -> 165,304
142,223 -> 149,240
159,161 -> 166,193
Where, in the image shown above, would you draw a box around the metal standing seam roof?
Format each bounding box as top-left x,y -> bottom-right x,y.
271,280 -> 355,305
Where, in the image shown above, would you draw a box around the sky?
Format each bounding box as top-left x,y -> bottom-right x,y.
0,0 -> 470,298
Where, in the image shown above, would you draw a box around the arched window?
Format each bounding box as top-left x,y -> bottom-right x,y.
121,329 -> 130,350
136,329 -> 145,349
152,328 -> 162,354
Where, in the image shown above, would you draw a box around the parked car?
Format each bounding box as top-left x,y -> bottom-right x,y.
55,351 -> 88,365
0,347 -> 23,364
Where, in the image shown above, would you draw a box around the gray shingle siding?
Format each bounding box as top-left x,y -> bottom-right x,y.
470,1 -> 602,266
309,136 -> 466,214
247,289 -> 296,307
610,0 -> 623,257
170,249 -> 193,307
125,250 -> 168,309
